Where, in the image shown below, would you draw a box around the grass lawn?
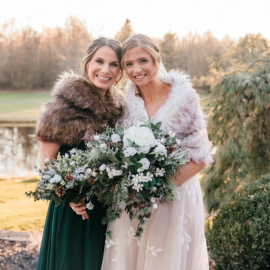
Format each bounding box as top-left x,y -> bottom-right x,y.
0,177 -> 48,232
0,91 -> 51,122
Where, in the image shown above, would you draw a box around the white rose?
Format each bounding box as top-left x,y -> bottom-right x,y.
151,197 -> 156,203
138,158 -> 150,171
50,174 -> 62,183
99,164 -> 106,171
154,141 -> 167,156
111,133 -> 121,143
64,153 -> 69,158
94,135 -> 100,140
91,171 -> 97,177
123,147 -> 137,157
123,126 -> 156,154
47,167 -> 56,176
44,158 -> 50,163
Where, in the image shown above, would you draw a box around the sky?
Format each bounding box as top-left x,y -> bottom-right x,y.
0,0 -> 269,40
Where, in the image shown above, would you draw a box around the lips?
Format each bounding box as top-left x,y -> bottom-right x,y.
134,74 -> 146,80
96,75 -> 111,81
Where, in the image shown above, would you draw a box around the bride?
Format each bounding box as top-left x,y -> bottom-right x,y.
101,34 -> 212,270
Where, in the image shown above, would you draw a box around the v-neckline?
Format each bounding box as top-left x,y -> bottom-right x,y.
135,88 -> 172,121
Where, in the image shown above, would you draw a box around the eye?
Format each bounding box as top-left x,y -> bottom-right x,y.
111,63 -> 119,67
126,62 -> 132,67
140,59 -> 147,63
96,60 -> 103,64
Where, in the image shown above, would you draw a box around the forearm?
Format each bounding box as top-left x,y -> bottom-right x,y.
39,142 -> 61,170
173,160 -> 206,186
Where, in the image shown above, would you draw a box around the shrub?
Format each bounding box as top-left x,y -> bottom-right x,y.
208,174 -> 270,269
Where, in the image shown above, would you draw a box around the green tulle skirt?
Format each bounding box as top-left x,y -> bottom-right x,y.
36,196 -> 107,270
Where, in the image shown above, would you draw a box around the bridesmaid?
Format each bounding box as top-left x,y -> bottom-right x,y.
35,37 -> 123,270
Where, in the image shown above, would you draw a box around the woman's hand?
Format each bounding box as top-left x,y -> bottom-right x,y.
69,199 -> 87,220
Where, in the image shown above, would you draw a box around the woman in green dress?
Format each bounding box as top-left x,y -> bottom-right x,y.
35,37 -> 123,270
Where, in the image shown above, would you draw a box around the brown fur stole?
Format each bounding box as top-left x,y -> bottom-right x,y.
35,71 -> 123,146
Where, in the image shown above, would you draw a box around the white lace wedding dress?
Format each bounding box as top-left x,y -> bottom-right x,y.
101,70 -> 212,270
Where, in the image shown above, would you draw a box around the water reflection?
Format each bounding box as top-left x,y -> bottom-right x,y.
0,126 -> 39,177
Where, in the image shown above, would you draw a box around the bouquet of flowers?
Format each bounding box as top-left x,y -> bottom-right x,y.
83,121 -> 188,237
25,148 -> 99,220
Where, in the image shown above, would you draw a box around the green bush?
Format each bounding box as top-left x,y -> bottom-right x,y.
208,174 -> 270,269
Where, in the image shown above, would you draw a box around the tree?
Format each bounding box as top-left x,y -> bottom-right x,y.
115,19 -> 134,43
201,34 -> 270,213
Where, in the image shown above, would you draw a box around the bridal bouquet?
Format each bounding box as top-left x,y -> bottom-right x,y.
25,148 -> 99,220
83,121 -> 188,237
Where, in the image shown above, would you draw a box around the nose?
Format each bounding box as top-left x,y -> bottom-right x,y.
101,64 -> 110,74
134,63 -> 142,74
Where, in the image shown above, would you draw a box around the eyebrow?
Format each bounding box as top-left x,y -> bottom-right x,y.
125,57 -> 146,64
95,57 -> 119,64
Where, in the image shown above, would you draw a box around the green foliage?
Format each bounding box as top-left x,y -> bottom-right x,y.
202,34 -> 270,212
208,174 -> 270,269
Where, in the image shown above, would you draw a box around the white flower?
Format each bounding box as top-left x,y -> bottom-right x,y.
50,174 -> 62,183
123,126 -> 156,154
111,133 -> 121,143
65,153 -> 69,158
169,130 -> 175,138
176,139 -> 181,145
70,161 -> 75,166
159,138 -> 166,144
85,201 -> 95,210
151,197 -> 156,203
94,135 -> 100,141
46,183 -> 54,190
85,168 -> 92,176
111,169 -> 122,176
70,148 -> 76,154
47,167 -> 56,176
138,158 -> 150,171
44,158 -> 50,163
91,171 -> 97,177
60,180 -> 66,186
132,183 -> 144,192
151,186 -> 157,192
124,147 -> 137,157
100,143 -> 107,149
99,164 -> 107,171
154,141 -> 167,156
75,167 -> 85,174
155,168 -> 165,177
153,203 -> 158,209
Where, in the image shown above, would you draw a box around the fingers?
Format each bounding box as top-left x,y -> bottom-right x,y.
69,201 -> 87,215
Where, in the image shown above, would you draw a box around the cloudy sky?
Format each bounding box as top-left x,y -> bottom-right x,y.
1,0 -> 268,40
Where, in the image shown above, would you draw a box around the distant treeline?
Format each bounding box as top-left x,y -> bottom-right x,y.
0,17 -> 234,90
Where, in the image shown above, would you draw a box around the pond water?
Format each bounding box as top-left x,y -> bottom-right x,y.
0,126 -> 39,178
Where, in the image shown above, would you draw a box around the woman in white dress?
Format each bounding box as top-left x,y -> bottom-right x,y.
101,34 -> 212,270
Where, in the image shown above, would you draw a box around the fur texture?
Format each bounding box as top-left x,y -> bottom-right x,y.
121,69 -> 213,165
36,71 -> 123,146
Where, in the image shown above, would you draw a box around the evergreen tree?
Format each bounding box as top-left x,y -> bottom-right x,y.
202,34 -> 270,213
115,19 -> 134,43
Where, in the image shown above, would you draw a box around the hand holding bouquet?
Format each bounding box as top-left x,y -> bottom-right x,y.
25,148 -> 98,220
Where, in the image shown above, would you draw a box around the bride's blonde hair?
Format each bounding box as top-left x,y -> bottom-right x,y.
121,34 -> 164,87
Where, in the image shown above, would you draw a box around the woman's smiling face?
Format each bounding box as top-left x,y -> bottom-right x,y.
124,46 -> 158,87
87,46 -> 121,90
